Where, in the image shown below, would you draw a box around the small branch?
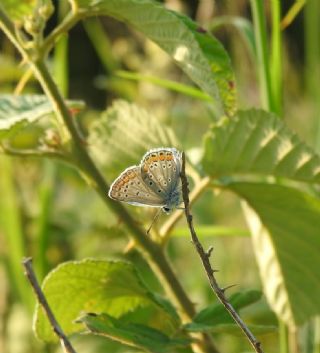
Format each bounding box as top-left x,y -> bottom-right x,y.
1,142 -> 69,161
14,68 -> 34,95
159,176 -> 211,242
180,152 -> 264,353
22,257 -> 77,353
42,11 -> 82,56
0,7 -> 26,58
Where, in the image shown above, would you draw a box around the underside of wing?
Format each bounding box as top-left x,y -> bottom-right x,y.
108,166 -> 165,206
140,148 -> 182,197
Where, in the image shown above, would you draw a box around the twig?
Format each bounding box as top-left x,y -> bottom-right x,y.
180,152 -> 264,353
22,257 -> 77,353
14,67 -> 34,95
1,142 -> 69,161
159,176 -> 211,242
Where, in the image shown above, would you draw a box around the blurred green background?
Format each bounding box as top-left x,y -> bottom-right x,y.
0,1 -> 319,353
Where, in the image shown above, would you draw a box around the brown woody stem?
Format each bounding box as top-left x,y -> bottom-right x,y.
180,152 -> 264,353
22,257 -> 77,353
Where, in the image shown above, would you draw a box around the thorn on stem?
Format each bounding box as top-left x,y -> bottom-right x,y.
206,246 -> 214,258
209,268 -> 219,276
221,284 -> 237,293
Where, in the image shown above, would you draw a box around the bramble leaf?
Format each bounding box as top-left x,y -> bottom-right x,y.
76,0 -> 236,115
0,94 -> 84,142
229,182 -> 320,326
88,100 -> 178,179
35,259 -> 178,342
1,0 -> 37,21
203,109 -> 320,183
78,313 -> 190,353
184,290 -> 262,331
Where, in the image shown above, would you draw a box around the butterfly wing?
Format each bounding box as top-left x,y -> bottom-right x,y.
108,166 -> 165,207
140,148 -> 182,198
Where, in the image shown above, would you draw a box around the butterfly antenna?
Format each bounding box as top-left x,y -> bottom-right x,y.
146,208 -> 162,235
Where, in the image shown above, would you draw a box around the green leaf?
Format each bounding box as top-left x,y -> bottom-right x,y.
184,290 -> 262,331
1,0 -> 37,21
88,99 -> 178,179
34,259 -> 177,342
0,94 -> 84,141
203,109 -> 320,183
78,313 -> 190,353
228,182 -> 320,326
76,0 -> 236,116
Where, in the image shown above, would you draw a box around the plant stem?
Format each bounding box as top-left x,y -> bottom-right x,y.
82,18 -> 118,73
250,0 -> 273,111
305,0 -> 320,152
42,11 -> 81,55
22,257 -> 77,353
35,1 -> 69,280
53,33 -> 69,95
0,156 -> 32,309
159,176 -> 211,242
270,0 -> 282,116
0,6 -> 25,55
34,161 -> 56,280
281,0 -> 306,30
180,152 -> 264,353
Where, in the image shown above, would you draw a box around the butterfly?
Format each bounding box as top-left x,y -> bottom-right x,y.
108,147 -> 182,213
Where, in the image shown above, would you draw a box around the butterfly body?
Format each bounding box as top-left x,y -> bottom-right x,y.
108,148 -> 182,213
